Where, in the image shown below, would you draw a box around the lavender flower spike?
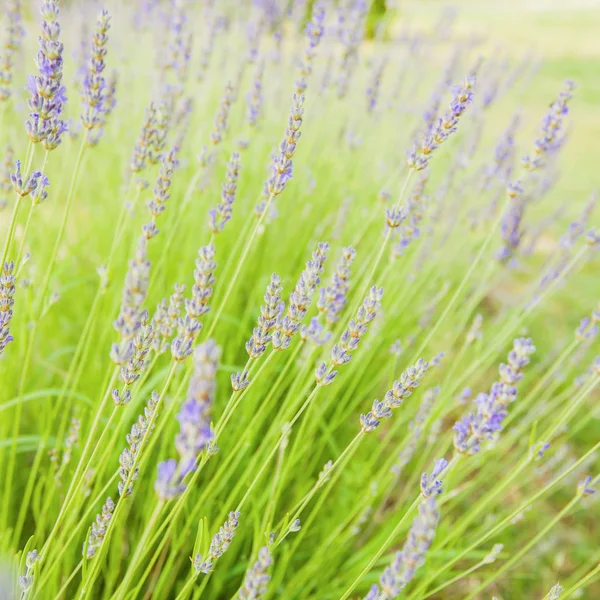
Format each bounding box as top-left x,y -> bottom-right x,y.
265,93 -> 304,200
81,9 -> 111,146
522,80 -> 575,172
420,458 -> 449,497
118,391 -> 159,497
84,497 -> 115,559
366,496 -> 440,599
238,546 -> 273,600
317,246 -> 356,325
543,584 -> 563,600
272,243 -> 329,352
407,70 -> 477,171
193,511 -> 240,574
360,359 -> 429,432
453,337 -> 536,455
246,274 -> 284,359
0,0 -> 24,102
156,340 -> 220,500
0,261 -> 16,355
209,152 -> 241,234
25,0 -> 67,148
317,286 -> 384,387
10,160 -> 43,198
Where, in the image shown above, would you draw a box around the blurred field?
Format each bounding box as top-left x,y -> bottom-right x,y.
398,1 -> 600,202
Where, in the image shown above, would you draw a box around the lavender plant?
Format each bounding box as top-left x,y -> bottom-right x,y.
0,3 -> 598,600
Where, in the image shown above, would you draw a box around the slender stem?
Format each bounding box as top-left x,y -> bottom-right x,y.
174,575 -> 196,600
112,501 -> 165,600
563,562 -> 600,599
52,560 -> 82,600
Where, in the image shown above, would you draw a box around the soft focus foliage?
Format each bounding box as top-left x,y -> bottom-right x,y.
0,1 -> 598,599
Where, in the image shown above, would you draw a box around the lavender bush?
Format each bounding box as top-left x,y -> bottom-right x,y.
0,1 -> 598,599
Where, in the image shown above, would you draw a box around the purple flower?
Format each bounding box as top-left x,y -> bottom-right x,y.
155,341 -> 220,501
0,261 -> 16,356
25,0 -> 67,150
577,476 -> 596,496
453,338 -> 535,455
81,9 -> 112,145
420,458 -> 449,497
367,497 -> 440,598
407,70 -> 477,171
305,3 -> 325,48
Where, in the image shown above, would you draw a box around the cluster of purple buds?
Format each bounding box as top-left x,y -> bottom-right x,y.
453,337 -> 536,455
577,476 -> 596,496
151,283 -> 185,354
111,236 -> 151,364
209,152 -> 241,234
420,458 -> 449,497
145,146 -> 180,239
295,3 -> 325,94
25,0 -> 68,149
0,0 -> 24,102
80,9 -> 111,145
165,0 -> 192,88
498,180 -> 526,264
185,244 -> 216,321
31,173 -> 50,205
117,313 -> 154,385
247,61 -> 265,128
317,246 -> 356,325
542,584 -> 564,600
265,93 -> 304,200
148,100 -> 172,165
118,390 -> 159,497
131,103 -> 158,173
0,261 -> 16,356
238,546 -> 273,599
391,170 -> 430,252
245,273 -> 284,360
211,81 -> 235,146
482,113 -> 519,189
193,511 -> 240,574
522,80 -> 575,172
392,387 -> 440,476
465,314 -> 483,345
316,286 -> 383,387
196,10 -> 219,82
366,57 -> 387,113
84,497 -> 115,559
360,358 -> 429,432
336,1 -> 368,99
10,160 -> 44,198
299,316 -> 331,346
18,550 -> 40,594
575,314 -> 599,343
171,244 -> 216,361
407,71 -> 476,171
272,243 -> 329,351
365,497 -> 440,599
156,341 -> 220,501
